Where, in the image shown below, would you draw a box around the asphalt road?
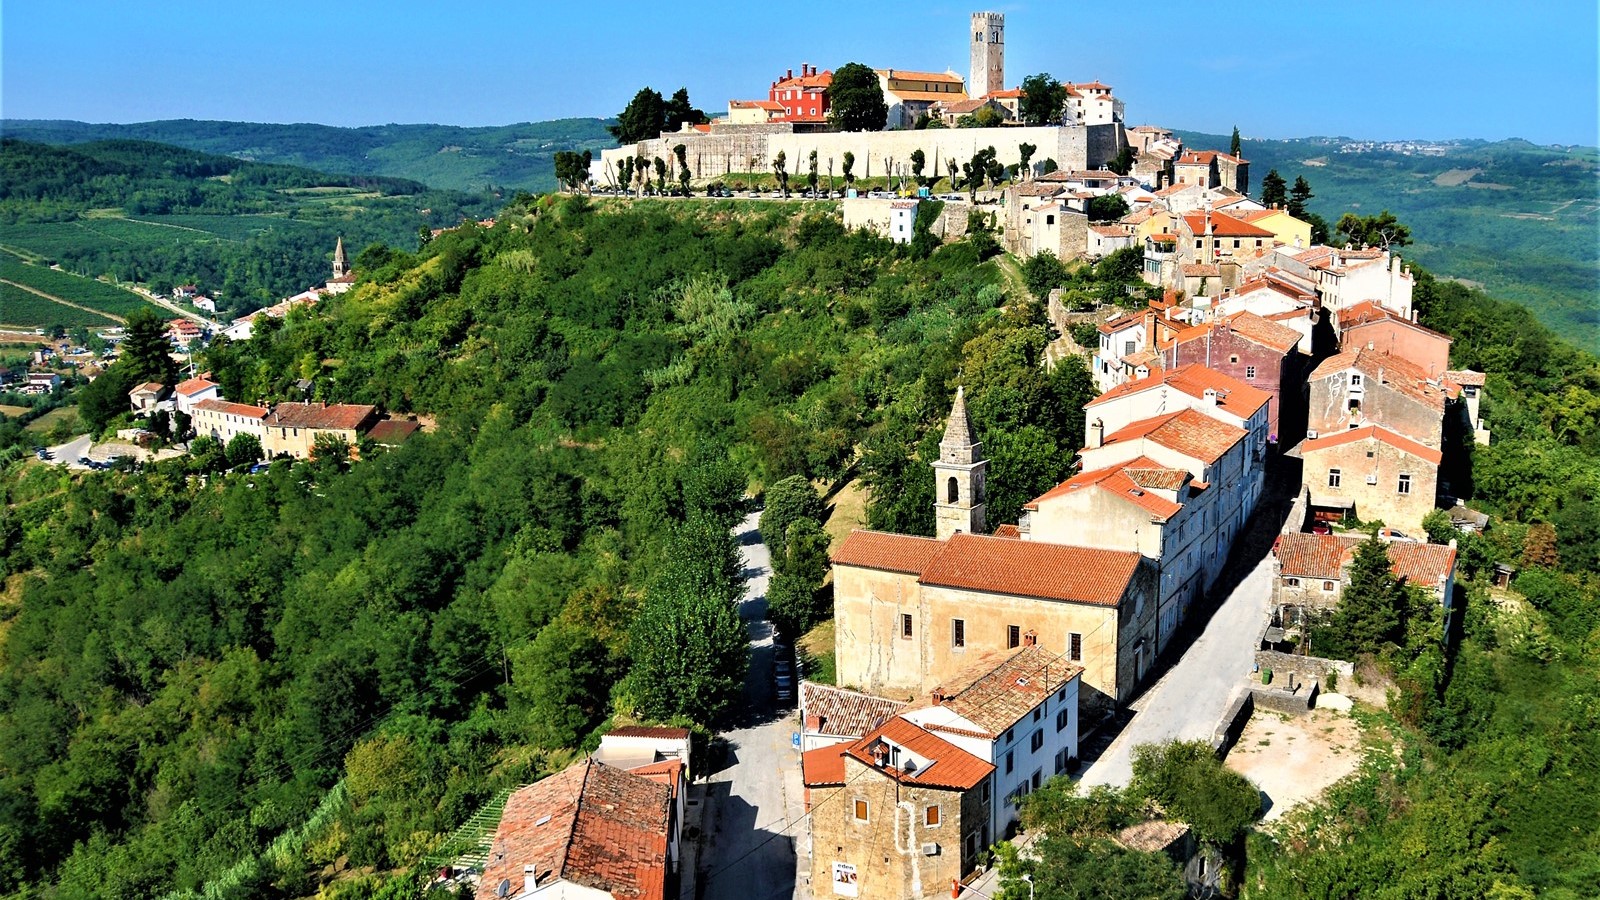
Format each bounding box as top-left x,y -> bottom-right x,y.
697,511 -> 806,900
44,433 -> 92,468
1079,513 -> 1280,787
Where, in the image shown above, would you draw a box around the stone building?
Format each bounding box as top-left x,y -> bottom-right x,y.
1270,532 -> 1457,629
1299,425 -> 1441,532
1306,347 -> 1449,449
1172,150 -> 1249,194
933,386 -> 987,540
970,11 -> 1005,99
1165,313 -> 1306,441
191,398 -> 267,445
806,717 -> 992,900
260,401 -> 379,459
1335,300 -> 1453,378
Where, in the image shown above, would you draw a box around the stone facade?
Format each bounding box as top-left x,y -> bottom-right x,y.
970,12 -> 1005,100
933,387 -> 987,540
1306,350 -> 1447,449
808,761 -> 987,900
1301,428 -> 1440,532
596,123 -> 1117,188
1167,318 -> 1303,441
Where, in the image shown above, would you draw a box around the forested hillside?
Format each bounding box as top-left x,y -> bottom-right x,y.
1,197 -> 1596,898
0,118 -> 616,194
0,139 -> 498,317
1178,130 -> 1600,350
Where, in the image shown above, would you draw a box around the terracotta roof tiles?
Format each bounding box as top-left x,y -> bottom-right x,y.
1092,408 -> 1248,465
801,683 -> 907,740
193,398 -> 267,418
1307,348 -> 1448,411
1299,424 -> 1443,465
801,743 -> 848,787
844,718 -> 994,791
1275,532 -> 1456,586
263,401 -> 378,431
931,645 -> 1084,736
1182,211 -> 1276,238
832,530 -> 945,574
1025,456 -> 1185,521
918,532 -> 1144,606
1087,364 -> 1271,418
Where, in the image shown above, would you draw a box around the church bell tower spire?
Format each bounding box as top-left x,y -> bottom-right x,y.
934,385 -> 987,540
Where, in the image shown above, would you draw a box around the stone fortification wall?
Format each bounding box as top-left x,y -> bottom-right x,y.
595,124 -> 1102,185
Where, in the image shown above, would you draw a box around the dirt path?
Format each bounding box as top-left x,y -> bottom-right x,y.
1226,708 -> 1363,821
0,279 -> 124,324
995,254 -> 1031,302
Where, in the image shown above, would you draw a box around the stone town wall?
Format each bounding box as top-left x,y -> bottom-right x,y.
596,124 -> 1116,186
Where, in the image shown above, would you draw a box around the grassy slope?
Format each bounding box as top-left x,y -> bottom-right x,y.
0,118 -> 617,193
1176,130 -> 1600,350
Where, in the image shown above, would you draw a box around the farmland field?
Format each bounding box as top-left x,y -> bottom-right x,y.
0,282 -> 119,326
0,257 -> 153,316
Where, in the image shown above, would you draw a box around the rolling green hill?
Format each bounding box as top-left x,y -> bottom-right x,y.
1177,130 -> 1600,350
0,139 -> 500,317
0,118 -> 616,193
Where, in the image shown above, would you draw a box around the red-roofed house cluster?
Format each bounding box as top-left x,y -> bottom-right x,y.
803,644 -> 1082,900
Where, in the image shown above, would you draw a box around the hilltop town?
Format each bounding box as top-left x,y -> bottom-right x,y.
2,8 -> 1595,900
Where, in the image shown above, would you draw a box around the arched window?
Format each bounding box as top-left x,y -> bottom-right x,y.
947,477 -> 959,504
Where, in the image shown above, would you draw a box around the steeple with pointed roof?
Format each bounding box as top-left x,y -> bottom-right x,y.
332,236 -> 349,280
934,385 -> 987,540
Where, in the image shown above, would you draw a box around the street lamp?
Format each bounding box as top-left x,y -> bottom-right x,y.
1021,874 -> 1035,900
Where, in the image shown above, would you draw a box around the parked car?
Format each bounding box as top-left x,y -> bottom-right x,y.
1376,527 -> 1416,542
35,448 -> 51,461
774,669 -> 795,702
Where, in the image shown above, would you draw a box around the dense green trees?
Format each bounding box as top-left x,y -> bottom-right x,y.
1086,194 -> 1130,222
609,88 -> 666,145
1334,210 -> 1412,248
1019,73 -> 1067,126
1259,169 -> 1287,208
826,63 -> 888,132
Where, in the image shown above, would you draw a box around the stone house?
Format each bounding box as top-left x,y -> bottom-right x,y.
799,682 -> 908,753
1306,347 -> 1449,449
1336,300 -> 1453,378
1171,150 -> 1249,193
1176,209 -> 1276,272
260,402 -> 379,459
591,725 -> 691,868
898,643 -> 1082,840
805,717 -> 992,900
1003,182 -> 1089,261
1299,425 -> 1441,532
128,381 -> 169,413
1091,307 -> 1187,393
1088,224 -> 1136,258
876,68 -> 969,129
1165,313 -> 1306,441
831,529 -> 1157,710
727,99 -> 786,125
1083,364 -> 1271,457
190,398 -> 266,445
475,758 -> 673,900
1270,532 -> 1457,629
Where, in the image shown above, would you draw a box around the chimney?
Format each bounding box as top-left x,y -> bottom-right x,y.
931,688 -> 945,705
1203,387 -> 1219,406
787,68 -> 793,80
1367,341 -> 1375,351
1089,418 -> 1105,449
524,865 -> 538,894
1411,310 -> 1418,323
871,743 -> 888,767
1023,630 -> 1038,647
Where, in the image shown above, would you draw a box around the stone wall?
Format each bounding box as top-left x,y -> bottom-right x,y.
595,123 -> 1112,187
1255,649 -> 1351,689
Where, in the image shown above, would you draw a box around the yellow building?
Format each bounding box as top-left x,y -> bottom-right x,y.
261,402 -> 378,459
1236,207 -> 1312,250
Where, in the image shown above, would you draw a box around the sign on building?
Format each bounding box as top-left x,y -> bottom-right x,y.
832,861 -> 859,897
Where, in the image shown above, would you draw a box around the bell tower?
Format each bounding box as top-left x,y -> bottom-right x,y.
332,236 -> 349,280
934,386 -> 987,540
969,11 -> 1005,99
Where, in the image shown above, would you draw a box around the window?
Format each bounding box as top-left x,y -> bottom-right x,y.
1284,577 -> 1301,588
1323,581 -> 1337,592
1350,373 -> 1363,387
1233,239 -> 1241,249
947,477 -> 959,504
1328,468 -> 1342,489
1057,687 -> 1067,703
952,619 -> 966,649
1031,769 -> 1042,790
1030,730 -> 1044,752
1007,625 -> 1021,649
1366,449 -> 1375,458
1004,728 -> 1014,745
1056,707 -> 1070,732
1005,750 -> 1014,774
1398,474 -> 1412,495
1055,748 -> 1072,774
1246,365 -> 1257,379
1046,214 -> 1055,225
925,805 -> 941,827
1124,340 -> 1136,356
1068,632 -> 1083,662
854,799 -> 869,821
1033,707 -> 1042,722
900,614 -> 913,639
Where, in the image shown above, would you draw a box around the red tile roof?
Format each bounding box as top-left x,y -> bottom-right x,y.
1307,348 -> 1448,411
801,683 -> 907,739
1339,300 -> 1449,340
1182,211 -> 1276,238
1087,363 -> 1271,419
1219,311 -> 1303,354
879,68 -> 964,83
1025,457 -> 1184,521
931,645 -> 1083,736
1093,408 -> 1248,465
366,419 -> 419,444
832,530 -> 944,574
1299,424 -> 1443,465
1275,532 -> 1456,586
1181,264 -> 1221,278
992,523 -> 1022,539
263,401 -> 378,431
129,381 -> 165,396
845,718 -> 994,791
802,744 -> 848,787
193,398 -> 267,418
173,376 -> 218,396
477,759 -> 671,900
918,533 -> 1144,607
1443,369 -> 1485,387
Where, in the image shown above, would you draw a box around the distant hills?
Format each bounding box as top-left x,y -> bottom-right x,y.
4,118 -> 1595,348
1176,130 -> 1599,350
0,118 -> 617,193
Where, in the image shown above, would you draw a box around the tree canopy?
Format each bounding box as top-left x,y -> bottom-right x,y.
826,63 -> 888,132
1019,73 -> 1067,126
609,87 -> 666,145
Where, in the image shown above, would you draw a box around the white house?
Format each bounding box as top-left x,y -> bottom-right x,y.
172,376 -> 221,414
898,642 -> 1082,840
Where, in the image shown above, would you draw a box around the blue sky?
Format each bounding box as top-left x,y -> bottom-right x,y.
3,1 -> 1596,145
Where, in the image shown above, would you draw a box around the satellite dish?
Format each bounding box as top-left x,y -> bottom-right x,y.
497,879 -> 511,898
